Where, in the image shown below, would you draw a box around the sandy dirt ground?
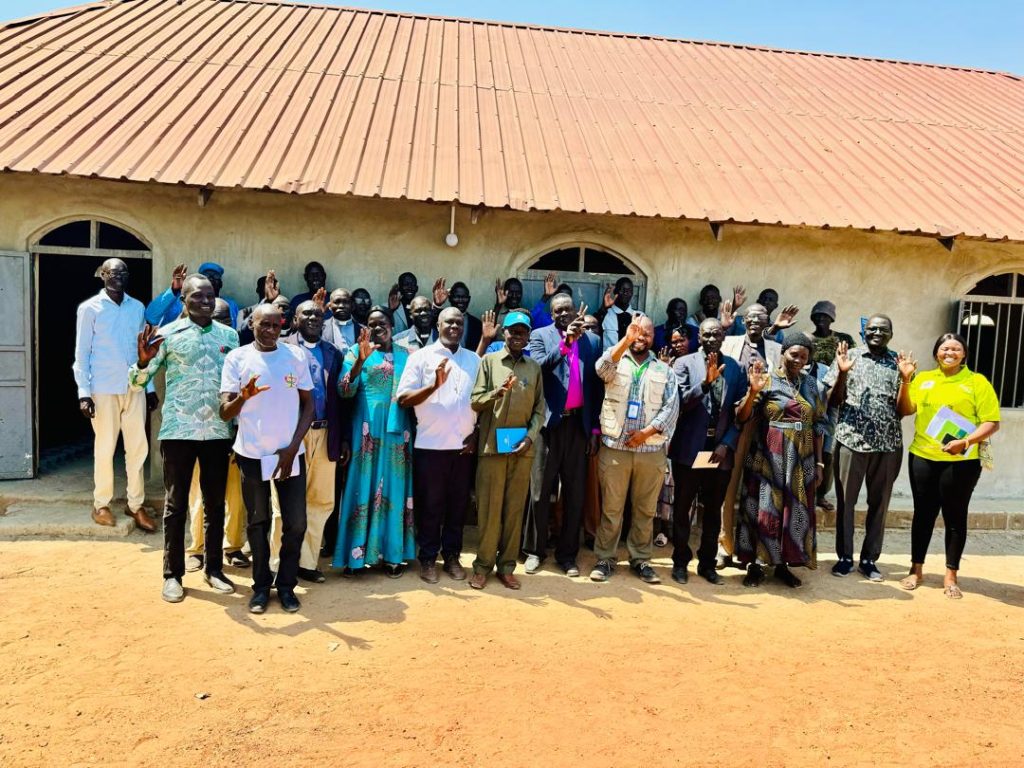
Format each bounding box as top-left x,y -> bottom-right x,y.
1,529 -> 1022,768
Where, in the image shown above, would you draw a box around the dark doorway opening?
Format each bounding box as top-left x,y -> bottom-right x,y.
36,253 -> 152,465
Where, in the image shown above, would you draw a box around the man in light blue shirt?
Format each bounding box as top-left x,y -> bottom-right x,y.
73,258 -> 157,531
146,261 -> 239,328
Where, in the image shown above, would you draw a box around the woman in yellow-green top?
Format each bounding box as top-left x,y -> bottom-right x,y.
896,333 -> 1000,598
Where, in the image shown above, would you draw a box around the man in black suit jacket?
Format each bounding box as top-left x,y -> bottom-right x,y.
524,294 -> 602,576
446,281 -> 482,352
283,300 -> 350,583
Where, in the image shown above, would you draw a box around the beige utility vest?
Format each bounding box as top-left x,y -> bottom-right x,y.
599,354 -> 671,447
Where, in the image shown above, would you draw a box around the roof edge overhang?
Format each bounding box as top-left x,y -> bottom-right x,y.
4,168 -> 1017,247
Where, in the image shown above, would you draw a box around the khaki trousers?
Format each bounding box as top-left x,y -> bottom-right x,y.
91,392 -> 148,510
270,429 -> 336,571
595,446 -> 665,564
473,454 -> 532,575
187,459 -> 246,555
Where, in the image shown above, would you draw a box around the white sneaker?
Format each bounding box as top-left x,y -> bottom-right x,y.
204,572 -> 236,594
162,578 -> 184,603
654,533 -> 668,547
524,554 -> 542,574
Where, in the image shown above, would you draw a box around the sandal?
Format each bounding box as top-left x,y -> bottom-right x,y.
943,583 -> 963,600
900,575 -> 922,591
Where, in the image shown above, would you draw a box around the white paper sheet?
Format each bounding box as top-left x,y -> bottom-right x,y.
691,450 -> 719,469
260,453 -> 300,481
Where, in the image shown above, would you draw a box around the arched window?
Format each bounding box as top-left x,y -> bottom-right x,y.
520,243 -> 646,315
958,272 -> 1024,407
32,218 -> 151,257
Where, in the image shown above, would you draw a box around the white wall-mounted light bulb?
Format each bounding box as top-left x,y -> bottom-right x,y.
445,204 -> 458,247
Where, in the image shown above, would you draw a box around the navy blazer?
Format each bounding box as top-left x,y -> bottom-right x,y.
527,325 -> 601,434
667,350 -> 748,469
284,335 -> 348,463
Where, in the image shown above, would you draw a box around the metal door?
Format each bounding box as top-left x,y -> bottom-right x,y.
0,251 -> 33,478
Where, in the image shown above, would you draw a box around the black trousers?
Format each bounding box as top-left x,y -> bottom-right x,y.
671,462 -> 730,570
526,414 -> 587,566
161,439 -> 232,581
908,454 -> 982,571
413,448 -> 473,563
236,454 -> 307,593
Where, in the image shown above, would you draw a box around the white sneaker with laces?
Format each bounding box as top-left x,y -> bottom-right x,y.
524,554 -> 542,574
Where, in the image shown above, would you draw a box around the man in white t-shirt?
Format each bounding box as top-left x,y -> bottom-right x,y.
396,307 -> 480,584
220,304 -> 314,615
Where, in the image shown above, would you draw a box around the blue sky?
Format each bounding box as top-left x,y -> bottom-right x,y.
4,0 -> 1022,73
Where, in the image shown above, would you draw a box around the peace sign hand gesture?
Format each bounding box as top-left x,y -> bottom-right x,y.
136,323 -> 163,367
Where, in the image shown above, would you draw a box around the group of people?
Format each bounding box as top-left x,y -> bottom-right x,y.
72,258 -> 1000,613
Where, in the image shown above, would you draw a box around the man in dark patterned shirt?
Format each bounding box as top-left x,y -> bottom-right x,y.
824,315 -> 907,581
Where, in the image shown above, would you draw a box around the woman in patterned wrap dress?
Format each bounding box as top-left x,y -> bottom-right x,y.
736,332 -> 829,588
332,307 -> 416,577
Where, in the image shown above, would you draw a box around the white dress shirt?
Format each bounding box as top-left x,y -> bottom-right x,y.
396,341 -> 480,450
73,290 -> 148,398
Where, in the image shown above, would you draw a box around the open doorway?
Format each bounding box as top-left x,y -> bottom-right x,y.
32,219 -> 152,471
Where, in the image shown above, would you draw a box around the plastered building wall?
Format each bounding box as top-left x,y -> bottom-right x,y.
4,173 -> 1023,500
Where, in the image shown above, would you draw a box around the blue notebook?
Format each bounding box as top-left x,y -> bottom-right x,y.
496,427 -> 528,454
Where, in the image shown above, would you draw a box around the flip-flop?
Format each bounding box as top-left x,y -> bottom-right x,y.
944,584 -> 963,599
900,575 -> 922,591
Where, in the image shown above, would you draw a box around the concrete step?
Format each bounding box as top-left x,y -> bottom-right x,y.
0,502 -> 141,539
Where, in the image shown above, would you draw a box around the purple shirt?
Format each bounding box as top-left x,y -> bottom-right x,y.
558,335 -> 583,411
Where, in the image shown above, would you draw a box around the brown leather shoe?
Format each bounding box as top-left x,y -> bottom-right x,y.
469,572 -> 487,590
420,561 -> 440,584
91,506 -> 116,527
126,506 -> 158,533
443,558 -> 466,581
496,573 -> 521,590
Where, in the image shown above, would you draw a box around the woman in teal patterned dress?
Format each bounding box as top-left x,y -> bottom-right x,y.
735,332 -> 829,589
332,308 -> 416,577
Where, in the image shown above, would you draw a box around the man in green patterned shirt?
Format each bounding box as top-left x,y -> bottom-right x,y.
130,274 -> 238,604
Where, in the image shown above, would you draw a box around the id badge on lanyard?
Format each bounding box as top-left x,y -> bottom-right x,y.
627,400 -> 642,420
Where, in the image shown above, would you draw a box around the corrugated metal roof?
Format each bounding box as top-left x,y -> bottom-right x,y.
1,0 -> 1023,240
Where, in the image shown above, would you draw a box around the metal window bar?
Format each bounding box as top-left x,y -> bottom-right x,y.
958,294 -> 1024,408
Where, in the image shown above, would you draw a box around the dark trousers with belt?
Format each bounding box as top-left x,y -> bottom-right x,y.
413,448 -> 473,563
671,462 -> 730,570
236,454 -> 307,593
833,442 -> 903,563
161,438 -> 232,581
527,413 -> 587,566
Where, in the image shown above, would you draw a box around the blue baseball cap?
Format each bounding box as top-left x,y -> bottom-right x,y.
502,310 -> 532,329
197,261 -> 225,277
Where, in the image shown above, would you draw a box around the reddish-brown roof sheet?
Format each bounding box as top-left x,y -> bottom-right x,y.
1,0 -> 1023,240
